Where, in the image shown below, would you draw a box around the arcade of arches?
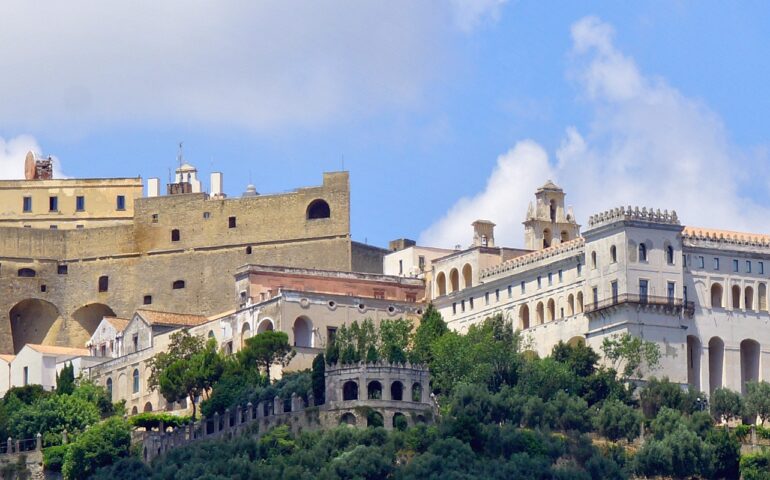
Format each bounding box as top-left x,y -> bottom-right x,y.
688,335 -> 763,395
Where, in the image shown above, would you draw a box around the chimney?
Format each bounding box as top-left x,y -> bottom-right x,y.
472,220 -> 496,248
147,178 -> 160,197
210,172 -> 224,198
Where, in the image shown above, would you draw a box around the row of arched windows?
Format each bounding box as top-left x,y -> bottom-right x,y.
709,282 -> 768,311
435,263 -> 473,297
689,336 -> 762,395
518,291 -> 584,330
342,380 -> 422,402
591,241 -> 675,270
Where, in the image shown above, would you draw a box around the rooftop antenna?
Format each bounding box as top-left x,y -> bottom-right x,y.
177,142 -> 184,169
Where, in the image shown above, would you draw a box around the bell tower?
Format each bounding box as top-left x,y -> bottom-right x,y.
523,180 -> 580,250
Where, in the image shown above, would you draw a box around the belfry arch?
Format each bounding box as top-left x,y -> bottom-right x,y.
9,299 -> 62,353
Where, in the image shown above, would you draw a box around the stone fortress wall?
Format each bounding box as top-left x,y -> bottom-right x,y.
0,172 -> 360,354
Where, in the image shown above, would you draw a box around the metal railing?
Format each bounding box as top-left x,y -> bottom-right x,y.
584,294 -> 695,316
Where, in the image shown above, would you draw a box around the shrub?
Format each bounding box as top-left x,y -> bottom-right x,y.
128,412 -> 191,430
740,448 -> 770,480
43,444 -> 69,472
710,387 -> 742,423
594,399 -> 642,442
706,428 -> 740,480
62,417 -> 132,480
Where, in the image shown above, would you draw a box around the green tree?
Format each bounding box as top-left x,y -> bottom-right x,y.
8,394 -> 100,446
240,330 -> 295,383
706,428 -> 740,480
147,330 -> 207,390
710,387 -> 743,424
601,333 -> 661,380
593,399 -> 642,442
56,362 -> 76,395
551,341 -> 599,378
62,417 -> 132,480
639,377 -> 702,418
311,353 -> 325,405
743,381 -> 770,424
740,449 -> 770,480
410,304 -> 448,364
72,379 -> 116,418
379,318 -> 412,364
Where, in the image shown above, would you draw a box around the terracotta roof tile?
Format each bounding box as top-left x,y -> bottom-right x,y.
136,309 -> 209,327
0,354 -> 15,363
104,317 -> 130,331
26,344 -> 89,356
683,226 -> 770,244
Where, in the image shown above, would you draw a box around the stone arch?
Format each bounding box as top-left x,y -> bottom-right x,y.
367,411 -> 384,428
567,336 -> 585,347
240,322 -> 251,348
462,263 -> 473,289
435,272 -> 447,297
132,368 -> 140,394
72,303 -> 116,340
306,199 -> 331,219
711,283 -> 723,308
610,245 -> 617,263
131,406 -> 138,415
567,294 -> 575,316
638,242 -> 647,262
543,228 -> 552,248
106,377 -> 113,400
535,301 -> 544,325
393,412 -> 407,430
9,299 -> 61,353
519,304 -> 530,330
293,316 -> 312,347
339,412 -> 356,426
343,381 -> 358,401
576,291 -> 584,313
414,414 -> 427,425
449,269 -> 460,293
412,382 -> 422,402
560,230 -> 568,242
731,285 -> 741,309
17,268 -> 36,278
665,243 -> 675,265
391,381 -> 404,401
686,335 -> 701,391
745,286 -> 754,311
143,401 -> 153,413
367,380 -> 382,400
546,298 -> 555,322
759,283 -> 768,311
708,337 -> 724,394
207,330 -> 215,340
740,339 -> 760,394
257,318 -> 274,334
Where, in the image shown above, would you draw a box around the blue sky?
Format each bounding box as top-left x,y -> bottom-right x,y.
1,1 -> 769,248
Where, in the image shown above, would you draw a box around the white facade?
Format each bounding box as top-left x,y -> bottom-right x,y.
9,345 -> 90,393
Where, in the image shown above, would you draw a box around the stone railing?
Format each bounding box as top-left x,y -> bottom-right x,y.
587,206 -> 679,229
0,434 -> 41,456
481,238 -> 584,279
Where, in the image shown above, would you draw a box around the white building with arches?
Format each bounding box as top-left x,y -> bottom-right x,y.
428,181 -> 770,397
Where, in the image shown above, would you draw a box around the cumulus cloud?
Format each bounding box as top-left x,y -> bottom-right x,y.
0,135 -> 63,179
0,1 -> 497,134
420,15 -> 770,248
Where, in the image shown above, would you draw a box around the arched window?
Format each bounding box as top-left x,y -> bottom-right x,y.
745,286 -> 754,311
306,199 -> 331,219
17,268 -> 36,278
207,330 -> 215,340
339,412 -> 356,426
106,378 -> 113,400
549,199 -> 556,222
342,381 -> 358,401
740,339 -> 760,394
610,245 -> 617,263
576,291 -> 584,313
172,280 -> 185,289
560,230 -> 569,242
759,283 -> 767,311
710,283 -> 723,308
591,251 -> 597,269
257,319 -> 274,334
412,382 -> 422,402
367,381 -> 382,400
546,298 -> 555,322
98,275 -> 109,292
543,228 -> 552,248
391,381 -> 404,401
462,264 -> 473,289
449,269 -> 460,292
436,272 -> 447,297
171,229 -> 180,242
731,285 -> 741,309
666,245 -> 675,265
536,302 -> 544,325
639,243 -> 647,262
519,304 -> 530,330
293,316 -> 312,347
567,294 -> 575,316
132,369 -> 140,394
143,402 -> 153,413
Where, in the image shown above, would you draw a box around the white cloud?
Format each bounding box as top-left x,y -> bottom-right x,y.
0,135 -> 63,179
450,0 -> 509,32
420,15 -> 770,248
0,1 -> 495,134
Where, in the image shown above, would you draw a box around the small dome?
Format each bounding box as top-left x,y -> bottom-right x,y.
242,184 -> 259,197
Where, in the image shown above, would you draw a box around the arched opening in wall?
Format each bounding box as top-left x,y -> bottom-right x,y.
131,406 -> 138,415
241,322 -> 251,349
132,369 -> 140,394
172,280 -> 185,290
367,380 -> 382,400
638,243 -> 647,262
610,245 -> 617,263
686,335 -> 701,391
549,199 -> 556,222
576,292 -> 584,313
462,264 -> 473,289
519,305 -> 530,330
106,378 -> 113,401
591,251 -> 597,269
339,412 -> 356,426
367,411 -> 384,428
207,330 -> 215,340
117,373 -> 126,400
17,268 -> 36,278
666,244 -> 675,265
412,382 -> 422,402
9,299 -> 61,354
567,294 -> 575,316
143,402 -> 153,413
535,302 -> 544,325
740,339 -> 760,395
567,336 -> 585,347
343,381 -> 358,401
414,414 -> 427,425
546,299 -> 555,322
745,286 -> 754,311
257,319 -> 274,334
293,316 -> 312,347
628,240 -> 637,262
560,230 -> 569,243
391,381 -> 404,401
708,337 -> 724,394
710,283 -> 723,308
171,229 -> 180,242
449,269 -> 459,293
731,285 -> 741,309
760,283 -> 768,311
436,272 -> 447,297
98,275 -> 109,292
543,228 -> 552,248
72,303 -> 116,340
393,412 -> 407,431
306,199 -> 331,219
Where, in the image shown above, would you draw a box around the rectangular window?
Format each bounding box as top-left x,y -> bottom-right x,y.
23,366 -> 28,386
143,295 -> 152,305
399,260 -> 403,275
228,216 -> 237,228
592,287 -> 598,308
49,196 -> 58,212
683,254 -> 687,267
452,302 -> 457,315
151,213 -> 159,223
418,256 -> 425,270
326,327 -> 337,346
116,195 -> 126,211
508,285 -> 512,298
132,334 -> 138,351
49,225 -> 57,230
202,212 -> 210,219
520,281 -> 525,294
461,300 -> 465,313
485,292 -> 490,305
713,257 -> 720,270
57,265 -> 68,275
548,272 -> 553,286
698,256 -> 705,268
22,196 -> 32,212
733,259 -> 739,272
577,262 -> 582,276
611,281 -> 618,304
746,261 -> 752,273
667,281 -> 675,304
76,196 -> 85,211
639,279 -> 649,303
495,289 -> 500,302
537,276 -> 542,289
760,262 -> 765,275
558,269 -> 563,282
683,286 -> 688,303
469,297 -> 474,309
